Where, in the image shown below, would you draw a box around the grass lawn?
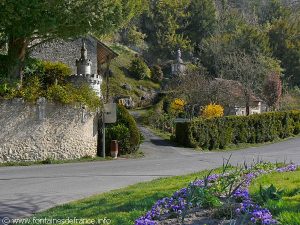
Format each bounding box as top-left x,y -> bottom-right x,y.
19,169 -> 220,225
147,126 -> 172,141
0,156 -> 111,167
250,169 -> 300,225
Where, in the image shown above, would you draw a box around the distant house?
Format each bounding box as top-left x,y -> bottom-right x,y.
211,78 -> 263,116
30,35 -> 118,75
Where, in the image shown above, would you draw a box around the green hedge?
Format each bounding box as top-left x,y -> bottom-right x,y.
175,111 -> 300,150
106,105 -> 140,155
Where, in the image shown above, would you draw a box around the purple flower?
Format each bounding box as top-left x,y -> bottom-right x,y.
276,164 -> 298,173
135,163 -> 298,225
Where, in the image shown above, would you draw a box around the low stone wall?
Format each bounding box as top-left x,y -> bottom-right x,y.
0,99 -> 99,163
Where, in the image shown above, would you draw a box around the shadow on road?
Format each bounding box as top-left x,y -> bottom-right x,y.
150,138 -> 176,147
0,194 -> 56,223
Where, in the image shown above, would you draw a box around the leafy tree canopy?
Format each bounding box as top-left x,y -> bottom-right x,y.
0,0 -> 145,79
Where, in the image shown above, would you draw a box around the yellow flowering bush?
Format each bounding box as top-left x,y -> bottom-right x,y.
170,98 -> 186,113
202,103 -> 224,119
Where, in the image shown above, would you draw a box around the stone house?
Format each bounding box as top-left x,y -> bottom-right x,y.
30,35 -> 118,75
30,36 -> 118,97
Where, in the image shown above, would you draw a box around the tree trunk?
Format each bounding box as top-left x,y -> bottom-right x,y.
244,89 -> 251,116
7,36 -> 28,83
246,100 -> 250,116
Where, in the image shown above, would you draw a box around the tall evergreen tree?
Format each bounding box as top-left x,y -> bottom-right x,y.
185,0 -> 217,46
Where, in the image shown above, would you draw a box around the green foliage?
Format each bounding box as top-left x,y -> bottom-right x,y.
281,88 -> 300,111
46,84 -> 74,104
150,65 -> 163,83
42,61 -> 72,86
22,76 -> 43,102
0,58 -> 100,109
120,25 -> 147,49
258,184 -> 284,203
1,0 -> 145,79
141,0 -> 191,60
24,60 -> 72,87
46,84 -> 101,110
143,100 -> 175,134
184,0 -> 217,45
231,25 -> 271,55
269,17 -> 300,86
106,124 -> 131,154
0,82 -> 18,99
258,0 -> 290,24
106,105 -> 140,154
104,43 -> 160,106
129,57 -> 150,80
175,111 -> 300,149
250,170 -> 300,225
186,184 -> 221,209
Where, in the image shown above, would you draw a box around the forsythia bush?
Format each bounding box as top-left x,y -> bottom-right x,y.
175,111 -> 300,150
170,98 -> 186,113
202,103 -> 224,119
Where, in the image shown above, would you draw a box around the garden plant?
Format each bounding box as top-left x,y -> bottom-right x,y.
135,160 -> 299,225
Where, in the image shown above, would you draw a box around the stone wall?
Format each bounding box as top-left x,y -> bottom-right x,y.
0,99 -> 99,163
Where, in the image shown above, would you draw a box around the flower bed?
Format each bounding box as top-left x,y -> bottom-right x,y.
135,163 -> 298,225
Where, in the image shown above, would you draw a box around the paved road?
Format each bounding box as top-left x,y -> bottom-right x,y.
1,127 -> 300,222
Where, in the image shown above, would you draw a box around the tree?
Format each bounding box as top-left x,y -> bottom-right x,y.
129,57 -> 150,80
167,67 -> 211,106
0,0 -> 145,80
258,0 -> 290,24
151,65 -> 164,83
220,51 -> 280,115
140,0 -> 191,61
263,72 -> 282,110
269,17 -> 300,86
185,0 -> 217,46
231,25 -> 271,55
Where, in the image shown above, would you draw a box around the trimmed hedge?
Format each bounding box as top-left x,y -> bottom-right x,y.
175,111 -> 300,150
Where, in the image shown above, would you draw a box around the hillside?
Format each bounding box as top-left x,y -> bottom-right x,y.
103,43 -> 161,108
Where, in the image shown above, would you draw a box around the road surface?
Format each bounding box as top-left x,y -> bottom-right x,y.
0,126 -> 300,222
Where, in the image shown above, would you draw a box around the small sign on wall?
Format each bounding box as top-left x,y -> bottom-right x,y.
104,103 -> 117,123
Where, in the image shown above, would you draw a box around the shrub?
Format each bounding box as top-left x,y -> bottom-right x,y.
202,103 -> 224,119
23,60 -> 72,87
106,105 -> 140,154
175,111 -> 300,149
42,61 -> 72,86
22,76 -> 43,102
46,84 -> 101,110
151,65 -> 164,83
0,82 -> 18,99
46,84 -> 74,104
129,57 -> 150,80
105,124 -> 130,154
170,98 -> 186,114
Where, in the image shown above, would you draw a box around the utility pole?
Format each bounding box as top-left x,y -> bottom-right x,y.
102,55 -> 112,158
